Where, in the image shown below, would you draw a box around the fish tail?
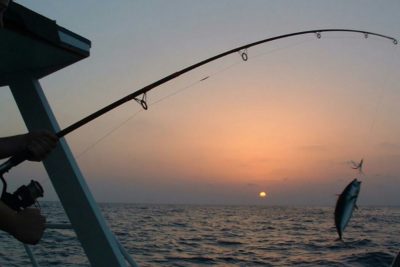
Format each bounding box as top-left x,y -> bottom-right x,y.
335,232 -> 343,242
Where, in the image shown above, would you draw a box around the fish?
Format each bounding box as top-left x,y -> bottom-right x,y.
334,178 -> 361,240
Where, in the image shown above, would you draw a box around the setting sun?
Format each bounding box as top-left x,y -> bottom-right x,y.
259,191 -> 267,198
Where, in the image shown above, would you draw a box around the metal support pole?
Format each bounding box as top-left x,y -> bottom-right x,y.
8,76 -> 126,267
23,244 -> 39,267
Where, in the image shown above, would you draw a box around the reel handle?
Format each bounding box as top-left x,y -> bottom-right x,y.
0,150 -> 30,176
1,179 -> 44,211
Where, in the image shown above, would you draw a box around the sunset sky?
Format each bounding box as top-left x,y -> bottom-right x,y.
1,0 -> 400,205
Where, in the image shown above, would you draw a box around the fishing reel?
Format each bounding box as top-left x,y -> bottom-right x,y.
0,176 -> 43,211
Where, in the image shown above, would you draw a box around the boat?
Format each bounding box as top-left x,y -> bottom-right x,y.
1,2 -> 137,266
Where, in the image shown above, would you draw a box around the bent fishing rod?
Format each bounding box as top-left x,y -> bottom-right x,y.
0,29 -> 397,176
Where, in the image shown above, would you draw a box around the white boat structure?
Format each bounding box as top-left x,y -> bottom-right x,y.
1,2 -> 137,266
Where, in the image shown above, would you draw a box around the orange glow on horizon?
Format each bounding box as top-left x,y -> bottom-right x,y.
76,54 -> 396,191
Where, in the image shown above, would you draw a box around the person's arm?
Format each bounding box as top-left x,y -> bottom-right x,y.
0,130 -> 57,244
0,200 -> 46,244
0,130 -> 58,161
0,134 -> 28,159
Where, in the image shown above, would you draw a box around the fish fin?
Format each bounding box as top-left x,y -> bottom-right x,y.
335,231 -> 343,241
350,195 -> 358,200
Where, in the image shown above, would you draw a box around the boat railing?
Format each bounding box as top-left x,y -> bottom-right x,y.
23,223 -> 139,267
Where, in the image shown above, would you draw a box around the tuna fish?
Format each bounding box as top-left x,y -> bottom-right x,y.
334,178 -> 361,240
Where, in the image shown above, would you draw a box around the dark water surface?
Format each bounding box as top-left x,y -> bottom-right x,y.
0,203 -> 399,266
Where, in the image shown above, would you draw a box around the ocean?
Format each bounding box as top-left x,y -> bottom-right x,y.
0,203 -> 399,266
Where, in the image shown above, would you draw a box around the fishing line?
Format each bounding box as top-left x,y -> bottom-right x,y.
73,39 -> 317,159
367,46 -> 398,135
72,34 -> 394,162
36,63 -> 244,186
76,111 -> 142,158
341,42 -> 399,180
245,38 -> 314,61
74,61 -> 255,160
358,44 -> 398,170
0,29 -> 396,185
149,61 -> 245,104
31,31 -> 397,187
36,80 -> 206,186
75,80 -> 202,158
74,62 -> 238,158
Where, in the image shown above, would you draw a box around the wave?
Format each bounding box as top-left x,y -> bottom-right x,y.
165,255 -> 216,264
217,239 -> 244,246
344,251 -> 394,267
3,204 -> 400,267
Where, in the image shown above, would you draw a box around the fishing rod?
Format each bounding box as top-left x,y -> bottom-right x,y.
0,29 -> 397,206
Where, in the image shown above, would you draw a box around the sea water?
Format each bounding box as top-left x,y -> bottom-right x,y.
0,203 -> 399,266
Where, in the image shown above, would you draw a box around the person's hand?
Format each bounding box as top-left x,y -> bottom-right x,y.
9,208 -> 46,245
25,130 -> 58,161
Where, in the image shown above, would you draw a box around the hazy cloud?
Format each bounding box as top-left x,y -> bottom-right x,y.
378,142 -> 400,151
298,145 -> 327,152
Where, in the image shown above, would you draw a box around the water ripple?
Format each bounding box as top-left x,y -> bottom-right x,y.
0,204 -> 399,266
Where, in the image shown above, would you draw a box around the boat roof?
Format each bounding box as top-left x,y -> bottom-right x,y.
0,2 -> 91,87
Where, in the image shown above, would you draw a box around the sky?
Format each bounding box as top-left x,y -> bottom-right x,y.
1,0 -> 400,205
